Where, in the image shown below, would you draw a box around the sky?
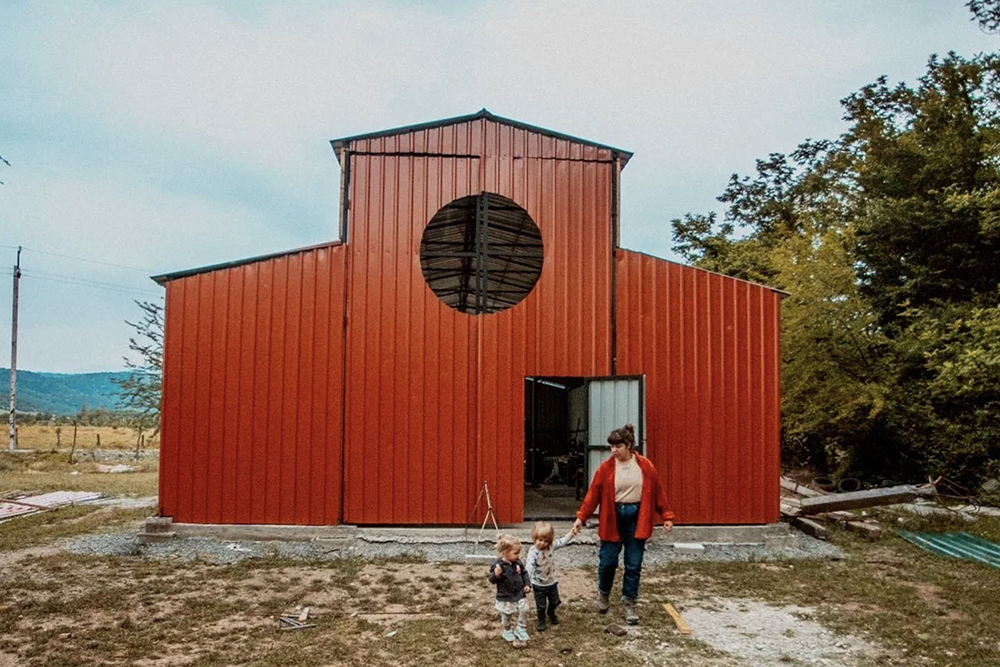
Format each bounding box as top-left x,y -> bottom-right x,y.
0,1 -> 996,373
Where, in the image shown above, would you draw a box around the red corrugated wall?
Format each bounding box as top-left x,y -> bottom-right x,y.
615,250 -> 782,524
343,119 -> 612,524
158,116 -> 782,526
159,244 -> 347,524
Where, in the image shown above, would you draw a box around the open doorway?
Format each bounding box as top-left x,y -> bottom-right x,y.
524,376 -> 645,520
524,377 -> 588,520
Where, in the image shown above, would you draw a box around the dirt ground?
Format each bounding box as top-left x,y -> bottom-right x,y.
2,506 -> 1000,667
0,544 -> 887,667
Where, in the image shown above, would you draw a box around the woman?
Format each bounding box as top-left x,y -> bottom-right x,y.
571,423 -> 674,625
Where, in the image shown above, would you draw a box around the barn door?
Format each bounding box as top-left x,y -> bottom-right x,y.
586,376 -> 644,486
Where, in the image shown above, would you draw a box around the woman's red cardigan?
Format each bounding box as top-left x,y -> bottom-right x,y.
575,454 -> 675,542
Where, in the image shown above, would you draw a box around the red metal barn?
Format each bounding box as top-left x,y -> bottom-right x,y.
153,110 -> 782,527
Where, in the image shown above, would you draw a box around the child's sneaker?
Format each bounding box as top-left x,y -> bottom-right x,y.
514,627 -> 530,642
502,629 -> 515,642
536,617 -> 548,632
548,611 -> 560,625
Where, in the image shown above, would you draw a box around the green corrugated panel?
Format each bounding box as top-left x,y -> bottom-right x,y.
897,531 -> 1000,569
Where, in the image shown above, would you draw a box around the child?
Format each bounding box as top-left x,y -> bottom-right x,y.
525,521 -> 574,631
488,533 -> 532,648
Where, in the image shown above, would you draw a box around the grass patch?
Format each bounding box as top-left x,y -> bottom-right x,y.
0,506 -> 149,551
13,424 -> 159,450
0,450 -> 158,497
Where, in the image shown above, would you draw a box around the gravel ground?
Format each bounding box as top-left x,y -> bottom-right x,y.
678,598 -> 881,666
62,530 -> 843,565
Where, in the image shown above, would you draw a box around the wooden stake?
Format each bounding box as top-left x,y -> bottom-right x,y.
661,603 -> 692,635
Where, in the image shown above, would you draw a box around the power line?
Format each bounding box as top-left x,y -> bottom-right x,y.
20,270 -> 162,298
0,244 -> 155,274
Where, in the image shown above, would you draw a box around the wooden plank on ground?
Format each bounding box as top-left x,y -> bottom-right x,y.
798,485 -> 930,515
845,521 -> 882,539
662,603 -> 692,635
779,502 -> 801,517
780,477 -> 825,498
791,516 -> 828,540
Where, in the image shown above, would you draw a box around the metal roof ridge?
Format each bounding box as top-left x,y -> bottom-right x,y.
329,109 -> 633,166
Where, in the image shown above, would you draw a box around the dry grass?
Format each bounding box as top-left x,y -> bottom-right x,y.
0,450 -> 158,498
0,510 -> 998,666
13,424 -> 159,450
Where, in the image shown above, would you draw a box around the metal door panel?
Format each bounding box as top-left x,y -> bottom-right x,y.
587,376 -> 644,485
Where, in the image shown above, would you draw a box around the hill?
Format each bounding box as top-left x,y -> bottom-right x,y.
0,369 -> 128,416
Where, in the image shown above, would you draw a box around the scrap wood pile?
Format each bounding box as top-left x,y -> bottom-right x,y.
779,476 -> 939,540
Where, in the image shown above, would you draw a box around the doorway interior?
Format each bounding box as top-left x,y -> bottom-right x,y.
523,375 -> 645,521
524,377 -> 588,520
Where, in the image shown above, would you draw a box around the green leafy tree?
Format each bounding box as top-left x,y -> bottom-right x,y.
842,53 -> 1000,328
672,51 -> 1000,491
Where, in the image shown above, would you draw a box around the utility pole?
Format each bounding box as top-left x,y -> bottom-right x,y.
9,246 -> 20,452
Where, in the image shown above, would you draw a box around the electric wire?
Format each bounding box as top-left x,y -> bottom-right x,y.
0,244 -> 155,274
20,270 -> 162,298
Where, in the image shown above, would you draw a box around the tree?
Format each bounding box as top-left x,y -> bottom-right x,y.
968,0 -> 1000,33
842,53 -> 1000,328
114,300 -> 163,436
670,51 -> 1000,492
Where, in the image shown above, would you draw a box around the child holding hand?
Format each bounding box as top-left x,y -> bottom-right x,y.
488,534 -> 532,648
525,521 -> 575,631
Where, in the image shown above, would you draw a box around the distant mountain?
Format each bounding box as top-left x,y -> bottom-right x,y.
0,369 -> 129,415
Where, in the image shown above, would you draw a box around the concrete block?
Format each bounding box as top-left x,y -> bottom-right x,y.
137,531 -> 176,544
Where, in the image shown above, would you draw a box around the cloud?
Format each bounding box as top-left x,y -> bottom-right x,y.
0,0 -> 995,371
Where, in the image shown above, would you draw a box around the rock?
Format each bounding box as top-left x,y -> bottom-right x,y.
606,623 -> 627,637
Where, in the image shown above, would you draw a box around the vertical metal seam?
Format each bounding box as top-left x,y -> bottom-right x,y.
610,154 -> 620,376
220,270 -> 230,522
337,146 -> 350,524
476,119 -> 487,518
292,256 -> 304,522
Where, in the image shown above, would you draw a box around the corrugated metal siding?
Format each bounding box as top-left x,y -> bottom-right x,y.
615,250 -> 781,524
159,116 -> 783,527
898,531 -> 1000,568
159,244 -> 347,524
587,378 -> 643,482
343,118 -> 612,525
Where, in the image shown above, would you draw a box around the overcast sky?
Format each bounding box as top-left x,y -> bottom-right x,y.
0,1 -> 995,373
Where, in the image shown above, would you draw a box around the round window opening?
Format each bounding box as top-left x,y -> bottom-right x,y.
420,192 -> 544,315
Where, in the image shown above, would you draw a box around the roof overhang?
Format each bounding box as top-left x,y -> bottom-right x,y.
330,108 -> 633,167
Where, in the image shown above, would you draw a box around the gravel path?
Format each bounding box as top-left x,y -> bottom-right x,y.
62,529 -> 843,565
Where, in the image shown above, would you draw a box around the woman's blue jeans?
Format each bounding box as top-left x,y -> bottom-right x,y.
598,502 -> 646,600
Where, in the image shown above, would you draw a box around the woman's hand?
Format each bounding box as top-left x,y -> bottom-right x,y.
662,520 -> 674,535
570,518 -> 583,536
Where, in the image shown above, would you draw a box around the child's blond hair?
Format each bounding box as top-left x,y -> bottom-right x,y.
530,521 -> 555,543
495,533 -> 521,555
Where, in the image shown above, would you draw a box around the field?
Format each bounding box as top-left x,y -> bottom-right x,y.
10,424 -> 159,451
2,452 -> 1000,666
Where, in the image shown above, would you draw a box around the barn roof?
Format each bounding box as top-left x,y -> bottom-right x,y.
330,108 -> 634,167
151,240 -> 342,285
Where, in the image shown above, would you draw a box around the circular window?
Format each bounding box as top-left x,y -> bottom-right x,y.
420,192 -> 543,315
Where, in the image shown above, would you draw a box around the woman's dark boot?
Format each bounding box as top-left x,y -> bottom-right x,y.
597,590 -> 610,614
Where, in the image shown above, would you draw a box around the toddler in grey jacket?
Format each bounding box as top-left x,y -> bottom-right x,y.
525,521 -> 575,631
